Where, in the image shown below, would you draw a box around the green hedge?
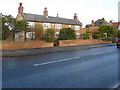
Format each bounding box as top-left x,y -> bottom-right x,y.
42,29 -> 55,42
59,28 -> 76,40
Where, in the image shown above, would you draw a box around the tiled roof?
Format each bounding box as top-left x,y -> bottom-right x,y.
94,19 -> 109,26
111,22 -> 120,30
23,13 -> 82,25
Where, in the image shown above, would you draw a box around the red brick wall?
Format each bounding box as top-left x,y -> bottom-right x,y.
59,40 -> 112,47
1,41 -> 53,50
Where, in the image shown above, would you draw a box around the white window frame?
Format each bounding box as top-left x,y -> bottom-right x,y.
26,32 -> 35,39
55,24 -> 62,29
27,22 -> 35,28
69,25 -> 72,28
75,25 -> 80,30
43,23 -> 51,29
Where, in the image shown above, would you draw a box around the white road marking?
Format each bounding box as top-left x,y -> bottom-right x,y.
94,52 -> 105,55
33,57 -> 80,67
33,50 -> 115,67
111,83 -> 120,89
94,50 -> 115,55
73,57 -> 80,59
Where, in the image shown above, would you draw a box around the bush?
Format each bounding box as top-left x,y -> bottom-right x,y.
92,34 -> 99,39
42,29 -> 55,42
59,28 -> 76,40
101,37 -> 112,41
83,29 -> 91,39
98,25 -> 115,37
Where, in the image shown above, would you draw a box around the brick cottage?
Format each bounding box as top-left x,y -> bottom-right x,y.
16,3 -> 83,39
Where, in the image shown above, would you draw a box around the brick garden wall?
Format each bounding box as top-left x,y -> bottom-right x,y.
59,40 -> 112,47
1,41 -> 53,50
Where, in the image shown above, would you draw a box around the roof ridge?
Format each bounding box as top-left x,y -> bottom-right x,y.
23,13 -> 82,25
24,13 -> 77,21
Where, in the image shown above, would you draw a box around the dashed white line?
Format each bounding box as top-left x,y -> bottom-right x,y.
94,50 -> 115,55
33,50 -> 115,67
33,57 -> 80,67
94,52 -> 105,55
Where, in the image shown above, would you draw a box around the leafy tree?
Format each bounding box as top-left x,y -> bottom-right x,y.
98,25 -> 115,37
42,29 -> 55,42
59,28 -> 76,40
14,20 -> 28,31
2,14 -> 15,40
35,24 -> 43,40
83,29 -> 91,39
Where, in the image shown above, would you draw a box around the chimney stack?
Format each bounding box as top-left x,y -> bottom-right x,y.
18,3 -> 24,14
109,20 -> 112,25
44,7 -> 48,17
74,13 -> 78,20
57,13 -> 59,17
102,18 -> 105,25
91,20 -> 94,26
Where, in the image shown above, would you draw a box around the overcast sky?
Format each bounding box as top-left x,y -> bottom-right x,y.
0,0 -> 119,27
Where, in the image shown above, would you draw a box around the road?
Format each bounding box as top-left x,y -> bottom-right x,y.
2,46 -> 120,88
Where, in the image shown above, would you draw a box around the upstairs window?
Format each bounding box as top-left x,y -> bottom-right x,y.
69,25 -> 72,28
75,25 -> 80,30
43,23 -> 51,29
27,22 -> 35,28
55,24 -> 62,29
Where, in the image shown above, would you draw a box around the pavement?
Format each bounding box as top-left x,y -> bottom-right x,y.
2,43 -> 116,57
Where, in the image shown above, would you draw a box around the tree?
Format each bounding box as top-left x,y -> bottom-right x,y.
59,28 -> 76,40
2,14 -> 15,40
34,24 -> 43,40
14,20 -> 28,31
83,29 -> 91,39
98,25 -> 115,37
42,29 -> 55,42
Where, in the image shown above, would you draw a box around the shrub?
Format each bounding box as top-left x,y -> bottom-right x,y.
59,28 -> 76,40
101,37 -> 112,41
42,29 -> 55,42
92,34 -> 99,39
98,25 -> 115,37
83,29 -> 91,39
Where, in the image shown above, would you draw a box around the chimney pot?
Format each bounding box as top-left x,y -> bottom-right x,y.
20,3 -> 22,6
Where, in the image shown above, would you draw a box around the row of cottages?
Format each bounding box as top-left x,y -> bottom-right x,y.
16,3 -> 82,38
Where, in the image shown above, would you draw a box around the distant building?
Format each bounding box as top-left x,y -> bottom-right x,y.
110,21 -> 120,30
85,18 -> 109,33
16,3 -> 82,38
